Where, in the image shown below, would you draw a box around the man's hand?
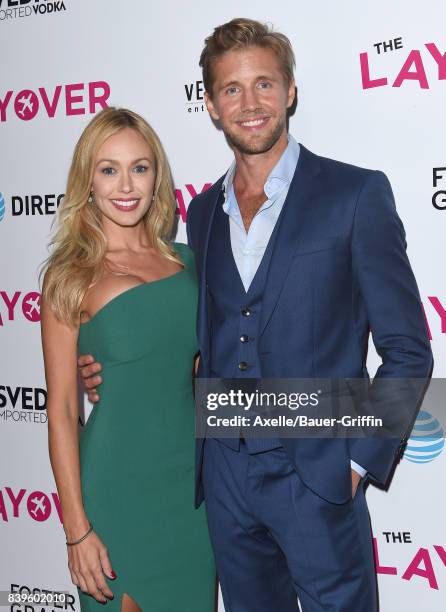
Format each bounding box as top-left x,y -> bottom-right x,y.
351,469 -> 362,499
194,354 -> 200,376
77,355 -> 102,403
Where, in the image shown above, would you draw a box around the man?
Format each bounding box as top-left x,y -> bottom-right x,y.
80,18 -> 433,611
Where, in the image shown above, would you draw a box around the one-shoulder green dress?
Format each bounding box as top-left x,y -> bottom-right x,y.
77,242 -> 215,611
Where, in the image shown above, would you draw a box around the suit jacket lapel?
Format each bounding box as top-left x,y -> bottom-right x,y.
259,145 -> 322,336
196,178 -> 225,372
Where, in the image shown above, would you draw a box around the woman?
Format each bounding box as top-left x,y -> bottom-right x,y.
40,107 -> 215,611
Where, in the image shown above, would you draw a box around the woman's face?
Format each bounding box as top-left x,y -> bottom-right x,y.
91,127 -> 156,228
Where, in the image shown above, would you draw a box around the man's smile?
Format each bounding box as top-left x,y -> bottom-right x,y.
236,116 -> 271,130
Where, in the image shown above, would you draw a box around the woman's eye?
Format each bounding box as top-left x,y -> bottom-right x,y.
101,167 -> 116,175
134,165 -> 148,173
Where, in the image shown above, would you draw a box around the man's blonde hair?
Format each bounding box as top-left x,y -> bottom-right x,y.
199,18 -> 295,97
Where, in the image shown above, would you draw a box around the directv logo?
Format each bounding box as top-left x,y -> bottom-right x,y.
404,410 -> 445,464
0,193 -> 5,221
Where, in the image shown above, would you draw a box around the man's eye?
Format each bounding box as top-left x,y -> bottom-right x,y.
226,87 -> 238,95
101,167 -> 116,175
258,81 -> 271,89
134,165 -> 148,173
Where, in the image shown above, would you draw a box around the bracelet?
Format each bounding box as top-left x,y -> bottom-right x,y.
66,523 -> 93,546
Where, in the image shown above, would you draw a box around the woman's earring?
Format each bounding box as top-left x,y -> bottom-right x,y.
88,191 -> 94,204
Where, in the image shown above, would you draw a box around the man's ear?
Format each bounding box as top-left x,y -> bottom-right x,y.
287,79 -> 296,109
204,91 -> 220,121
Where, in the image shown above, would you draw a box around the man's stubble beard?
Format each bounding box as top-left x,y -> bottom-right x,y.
224,115 -> 286,156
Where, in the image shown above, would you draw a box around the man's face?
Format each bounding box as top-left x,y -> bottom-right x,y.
205,46 -> 295,155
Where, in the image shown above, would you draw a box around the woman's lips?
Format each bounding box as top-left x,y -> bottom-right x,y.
110,198 -> 140,212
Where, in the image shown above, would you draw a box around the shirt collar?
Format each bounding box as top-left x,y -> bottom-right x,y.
222,134 -> 300,203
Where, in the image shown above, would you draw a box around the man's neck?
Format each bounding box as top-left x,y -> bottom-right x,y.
232,131 -> 288,196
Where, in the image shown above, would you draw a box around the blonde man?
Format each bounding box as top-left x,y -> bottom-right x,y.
80,19 -> 432,612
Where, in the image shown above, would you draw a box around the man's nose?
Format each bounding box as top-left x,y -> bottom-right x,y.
240,87 -> 261,113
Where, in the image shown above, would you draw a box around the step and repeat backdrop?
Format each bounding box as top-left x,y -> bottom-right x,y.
1,1 -> 445,610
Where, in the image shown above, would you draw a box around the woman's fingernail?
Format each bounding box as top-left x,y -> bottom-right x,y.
110,571 -> 117,579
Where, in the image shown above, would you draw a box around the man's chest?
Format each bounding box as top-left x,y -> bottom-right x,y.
236,192 -> 268,232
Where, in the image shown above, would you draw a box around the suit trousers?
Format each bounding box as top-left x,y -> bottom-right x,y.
202,438 -> 378,612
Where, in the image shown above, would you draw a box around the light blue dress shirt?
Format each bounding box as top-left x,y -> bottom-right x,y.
221,134 -> 367,479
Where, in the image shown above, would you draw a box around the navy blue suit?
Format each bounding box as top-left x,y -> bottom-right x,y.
186,144 -> 433,611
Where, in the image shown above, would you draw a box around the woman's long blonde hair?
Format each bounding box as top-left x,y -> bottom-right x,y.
41,107 -> 181,326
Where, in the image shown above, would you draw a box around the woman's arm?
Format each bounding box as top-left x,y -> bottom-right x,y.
41,295 -> 88,539
40,289 -> 115,603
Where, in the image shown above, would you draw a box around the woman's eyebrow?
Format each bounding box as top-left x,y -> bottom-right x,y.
96,157 -> 152,164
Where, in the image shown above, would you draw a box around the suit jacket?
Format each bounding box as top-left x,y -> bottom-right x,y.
186,143 -> 433,506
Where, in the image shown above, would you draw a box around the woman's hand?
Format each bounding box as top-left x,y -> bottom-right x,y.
67,530 -> 116,603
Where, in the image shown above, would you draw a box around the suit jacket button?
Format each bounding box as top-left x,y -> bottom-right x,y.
238,361 -> 248,371
240,335 -> 249,343
241,308 -> 251,317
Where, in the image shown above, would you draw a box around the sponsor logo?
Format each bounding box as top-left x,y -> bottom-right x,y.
0,384 -> 84,426
0,487 -> 62,523
184,79 -> 206,114
374,533 -> 446,591
2,192 -> 64,216
0,385 -> 47,424
0,81 -> 110,123
359,39 -> 446,90
433,168 -> 446,210
0,0 -> 67,22
0,193 -> 65,217
0,291 -> 41,326
403,410 -> 444,463
175,182 -> 212,222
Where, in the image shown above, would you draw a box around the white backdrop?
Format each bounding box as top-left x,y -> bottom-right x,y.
1,1 -> 445,610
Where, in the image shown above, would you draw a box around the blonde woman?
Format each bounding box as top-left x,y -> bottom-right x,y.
40,108 -> 215,611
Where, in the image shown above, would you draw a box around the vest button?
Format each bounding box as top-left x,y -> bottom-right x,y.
241,308 -> 251,317
238,361 -> 249,371
240,335 -> 249,343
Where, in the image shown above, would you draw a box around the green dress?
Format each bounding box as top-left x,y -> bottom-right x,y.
77,242 -> 215,611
